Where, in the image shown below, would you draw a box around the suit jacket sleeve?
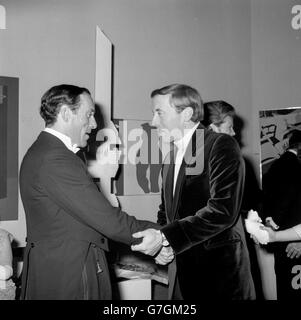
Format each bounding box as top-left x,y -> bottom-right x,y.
39,152 -> 158,246
161,135 -> 245,254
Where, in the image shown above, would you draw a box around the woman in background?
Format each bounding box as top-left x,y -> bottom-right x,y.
202,100 -> 236,137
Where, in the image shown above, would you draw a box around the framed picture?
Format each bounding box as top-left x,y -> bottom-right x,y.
113,119 -> 163,196
0,76 -> 19,221
259,107 -> 301,180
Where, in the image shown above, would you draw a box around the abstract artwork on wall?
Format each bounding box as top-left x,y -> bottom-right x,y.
92,28 -> 164,196
259,107 -> 301,180
0,83 -> 7,199
0,76 -> 19,221
113,119 -> 163,196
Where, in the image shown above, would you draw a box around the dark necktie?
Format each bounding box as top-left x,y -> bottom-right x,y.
76,149 -> 87,165
166,143 -> 178,200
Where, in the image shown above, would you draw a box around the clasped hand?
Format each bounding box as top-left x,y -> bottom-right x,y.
154,246 -> 174,265
131,228 -> 174,265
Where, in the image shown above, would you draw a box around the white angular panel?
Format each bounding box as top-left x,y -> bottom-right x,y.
0,5 -> 6,30
95,26 -> 112,125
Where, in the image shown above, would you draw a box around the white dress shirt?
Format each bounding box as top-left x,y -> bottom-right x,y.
287,149 -> 297,156
173,122 -> 199,195
44,127 -> 80,154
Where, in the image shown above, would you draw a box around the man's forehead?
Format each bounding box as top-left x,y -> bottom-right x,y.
152,94 -> 171,108
80,93 -> 95,110
153,94 -> 177,113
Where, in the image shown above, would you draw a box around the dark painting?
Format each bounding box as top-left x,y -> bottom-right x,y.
0,76 -> 19,221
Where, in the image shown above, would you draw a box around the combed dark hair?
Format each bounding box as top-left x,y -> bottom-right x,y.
150,84 -> 203,122
202,100 -> 235,127
40,84 -> 90,125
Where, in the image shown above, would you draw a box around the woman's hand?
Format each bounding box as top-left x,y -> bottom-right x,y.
263,226 -> 277,243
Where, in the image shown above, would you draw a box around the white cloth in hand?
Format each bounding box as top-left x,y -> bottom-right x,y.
245,210 -> 269,245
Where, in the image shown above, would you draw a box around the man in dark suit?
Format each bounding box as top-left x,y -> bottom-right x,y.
19,84 -> 158,300
131,84 -> 255,300
263,129 -> 301,300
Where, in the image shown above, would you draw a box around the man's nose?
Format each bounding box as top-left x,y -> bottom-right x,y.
90,116 -> 97,129
151,114 -> 159,127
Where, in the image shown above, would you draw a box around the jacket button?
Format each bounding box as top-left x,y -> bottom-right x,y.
101,238 -> 105,243
31,243 -> 35,248
92,244 -> 96,248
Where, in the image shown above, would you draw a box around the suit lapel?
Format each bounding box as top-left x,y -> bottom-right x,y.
171,161 -> 185,219
171,124 -> 205,221
162,152 -> 174,223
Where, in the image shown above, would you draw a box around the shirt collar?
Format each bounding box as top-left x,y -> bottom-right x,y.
44,127 -> 80,153
287,149 -> 298,156
173,122 -> 200,154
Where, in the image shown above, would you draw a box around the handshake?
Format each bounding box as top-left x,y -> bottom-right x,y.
131,229 -> 175,265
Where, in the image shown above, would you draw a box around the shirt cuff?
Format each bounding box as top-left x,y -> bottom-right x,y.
161,231 -> 169,246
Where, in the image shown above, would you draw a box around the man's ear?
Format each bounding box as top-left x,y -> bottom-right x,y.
182,107 -> 193,122
209,123 -> 220,133
60,105 -> 71,123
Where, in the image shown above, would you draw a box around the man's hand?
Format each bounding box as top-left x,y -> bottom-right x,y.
155,246 -> 174,265
286,242 -> 301,259
131,229 -> 163,256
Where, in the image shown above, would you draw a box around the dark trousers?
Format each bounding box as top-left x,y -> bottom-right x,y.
176,240 -> 256,300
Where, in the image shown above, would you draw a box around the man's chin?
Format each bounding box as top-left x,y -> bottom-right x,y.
78,141 -> 88,148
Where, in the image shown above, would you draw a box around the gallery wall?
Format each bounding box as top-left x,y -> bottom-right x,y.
251,0 -> 301,161
0,0 -> 300,246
